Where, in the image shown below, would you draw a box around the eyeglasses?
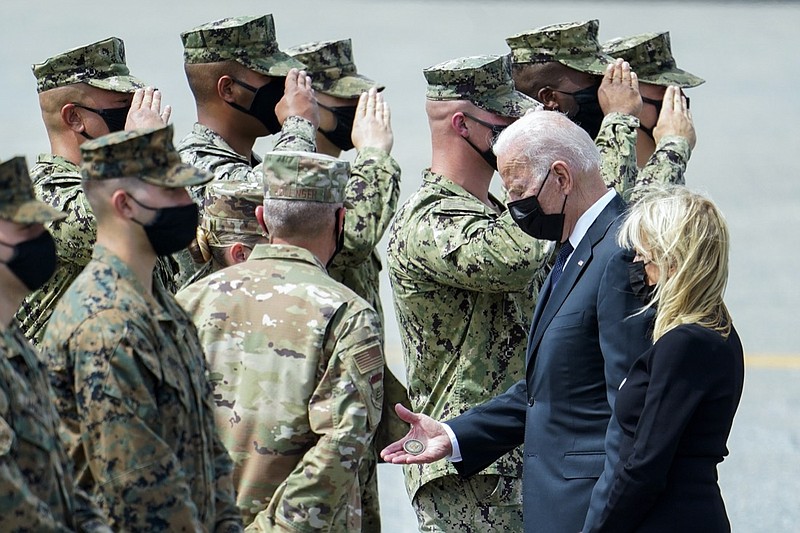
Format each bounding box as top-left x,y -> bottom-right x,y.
463,113 -> 507,144
641,94 -> 690,118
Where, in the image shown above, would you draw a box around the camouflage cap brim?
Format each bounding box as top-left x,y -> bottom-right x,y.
314,73 -> 384,99
242,51 -> 306,77
474,86 -> 541,118
139,163 -> 214,189
557,54 -> 613,76
634,67 -> 705,88
0,200 -> 66,225
84,74 -> 147,94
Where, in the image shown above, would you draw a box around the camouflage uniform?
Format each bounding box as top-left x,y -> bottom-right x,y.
287,38 -> 401,324
390,55 -> 646,530
177,152 -> 384,532
181,180 -> 265,289
41,127 -> 243,532
507,20 -> 687,197
17,37 -> 177,346
387,55 -> 540,531
603,31 -> 706,201
0,156 -> 109,532
176,15 -> 316,284
288,40 -> 404,532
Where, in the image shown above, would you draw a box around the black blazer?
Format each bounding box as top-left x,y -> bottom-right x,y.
448,194 -> 654,533
586,324 -> 745,532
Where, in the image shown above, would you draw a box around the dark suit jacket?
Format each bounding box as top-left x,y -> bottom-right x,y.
448,194 -> 653,533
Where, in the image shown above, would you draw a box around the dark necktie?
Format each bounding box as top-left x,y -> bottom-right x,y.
551,240 -> 574,287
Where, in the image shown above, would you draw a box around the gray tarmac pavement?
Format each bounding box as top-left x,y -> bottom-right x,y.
2,1 -> 798,531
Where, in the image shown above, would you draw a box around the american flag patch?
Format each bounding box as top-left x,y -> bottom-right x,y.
353,341 -> 383,375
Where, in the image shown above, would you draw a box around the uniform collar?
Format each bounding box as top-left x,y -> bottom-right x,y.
248,243 -> 327,272
92,244 -> 172,320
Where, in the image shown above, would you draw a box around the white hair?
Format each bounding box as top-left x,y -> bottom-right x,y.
493,110 -> 600,182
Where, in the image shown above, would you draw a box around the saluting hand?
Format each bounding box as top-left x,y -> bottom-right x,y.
653,85 -> 696,150
598,58 -> 642,118
351,87 -> 393,153
380,404 -> 453,465
125,87 -> 171,130
276,68 -> 320,129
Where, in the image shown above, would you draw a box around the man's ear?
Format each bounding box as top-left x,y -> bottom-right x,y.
537,87 -> 560,111
551,160 -> 574,195
450,112 -> 469,137
61,103 -> 85,133
255,205 -> 269,236
109,189 -> 134,218
217,75 -> 236,102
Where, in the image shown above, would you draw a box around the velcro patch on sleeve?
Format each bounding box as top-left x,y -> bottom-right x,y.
353,341 -> 383,375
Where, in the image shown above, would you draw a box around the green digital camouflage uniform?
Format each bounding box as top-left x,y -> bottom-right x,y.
17,37 -> 178,346
387,55 -> 541,531
507,20 -> 689,199
389,55 -> 649,530
177,151 -> 384,532
176,15 -> 316,284
602,31 -> 706,201
41,127 -> 243,532
288,38 -> 401,325
0,156 -> 109,532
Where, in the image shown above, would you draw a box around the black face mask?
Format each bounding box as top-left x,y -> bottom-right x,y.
558,83 -> 604,139
462,113 -> 507,171
227,77 -> 285,134
74,103 -> 130,139
628,260 -> 656,303
507,169 -> 567,241
319,104 -> 358,152
326,208 -> 346,269
0,231 -> 57,291
128,195 -> 199,256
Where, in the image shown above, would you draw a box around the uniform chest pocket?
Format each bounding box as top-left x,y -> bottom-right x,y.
11,402 -> 55,454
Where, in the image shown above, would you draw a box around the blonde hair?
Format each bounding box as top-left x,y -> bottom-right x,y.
618,185 -> 731,341
188,226 -> 262,270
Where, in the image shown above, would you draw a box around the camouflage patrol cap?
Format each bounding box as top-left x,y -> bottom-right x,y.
32,37 -> 146,94
262,151 -> 349,204
603,32 -> 705,88
0,157 -> 66,224
424,54 -> 541,118
202,181 -> 263,236
286,39 -> 383,99
506,20 -> 613,75
80,125 -> 212,188
181,15 -> 305,76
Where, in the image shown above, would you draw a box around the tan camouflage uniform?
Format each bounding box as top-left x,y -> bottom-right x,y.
41,127 -> 242,532
177,152 -> 384,532
507,20 -> 688,199
603,31 -> 706,202
17,37 -> 177,346
0,156 -> 109,532
288,40 -> 404,532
